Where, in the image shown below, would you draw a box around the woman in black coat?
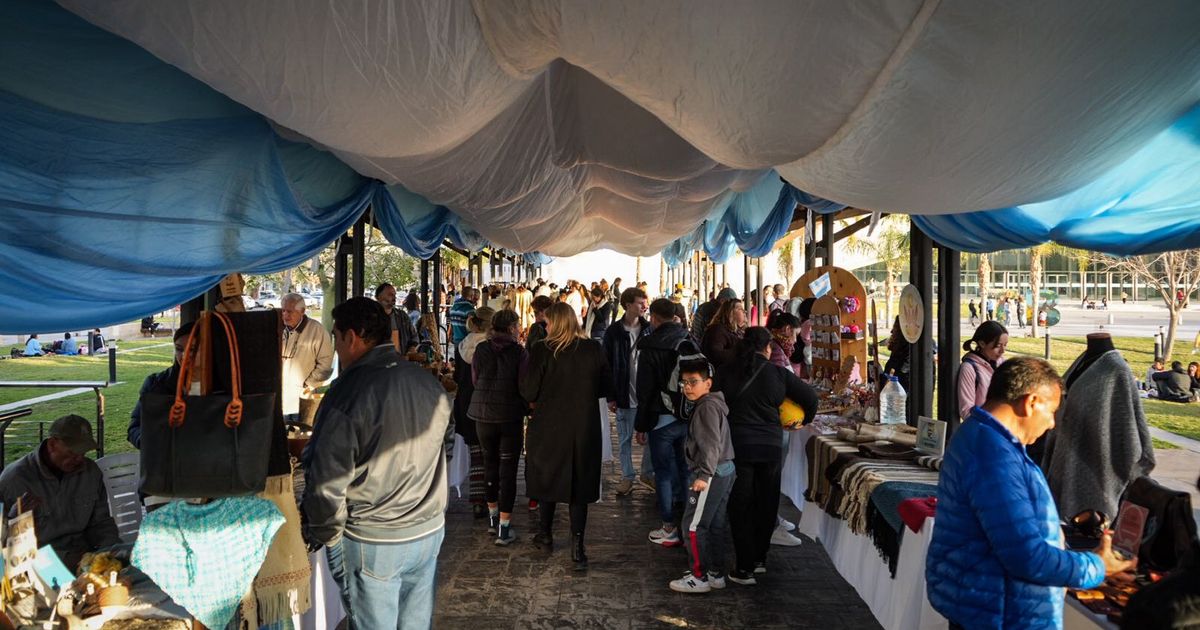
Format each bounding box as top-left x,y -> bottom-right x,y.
716,327 -> 819,585
520,302 -> 612,570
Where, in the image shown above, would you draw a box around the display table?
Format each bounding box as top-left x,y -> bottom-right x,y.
799,503 -> 946,630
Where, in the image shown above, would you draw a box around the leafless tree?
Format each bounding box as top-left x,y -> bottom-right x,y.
1095,249 -> 1200,360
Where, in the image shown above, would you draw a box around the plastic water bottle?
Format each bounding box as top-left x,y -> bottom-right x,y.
879,375 -> 907,425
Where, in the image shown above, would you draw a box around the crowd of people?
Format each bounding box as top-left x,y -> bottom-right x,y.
11,275 -> 1199,629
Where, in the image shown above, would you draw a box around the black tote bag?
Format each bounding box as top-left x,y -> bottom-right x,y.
139,311 -> 275,497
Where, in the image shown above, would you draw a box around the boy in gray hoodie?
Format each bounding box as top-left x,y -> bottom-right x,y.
670,359 -> 737,594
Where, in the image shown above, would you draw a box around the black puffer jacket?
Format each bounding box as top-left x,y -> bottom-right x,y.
469,334 -> 528,423
634,322 -> 699,432
716,354 -> 818,462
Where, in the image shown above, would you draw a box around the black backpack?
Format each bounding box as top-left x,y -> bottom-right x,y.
659,336 -> 706,422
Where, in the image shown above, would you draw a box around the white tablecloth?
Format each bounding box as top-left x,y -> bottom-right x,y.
448,433 -> 471,497
296,548 -> 345,630
799,501 -> 946,630
780,425 -> 825,507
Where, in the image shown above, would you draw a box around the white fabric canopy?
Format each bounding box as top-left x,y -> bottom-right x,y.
57,0 -> 1200,256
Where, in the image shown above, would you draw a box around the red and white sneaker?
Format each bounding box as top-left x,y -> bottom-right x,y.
648,527 -> 682,547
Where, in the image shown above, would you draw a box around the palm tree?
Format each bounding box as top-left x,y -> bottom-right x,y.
1028,243 -> 1064,338
844,216 -> 910,324
776,239 -> 795,286
978,253 -> 992,301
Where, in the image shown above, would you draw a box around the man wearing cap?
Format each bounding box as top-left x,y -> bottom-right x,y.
691,287 -> 739,341
0,415 -> 120,569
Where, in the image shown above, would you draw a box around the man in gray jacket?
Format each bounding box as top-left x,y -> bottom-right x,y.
302,297 -> 451,630
0,415 -> 120,570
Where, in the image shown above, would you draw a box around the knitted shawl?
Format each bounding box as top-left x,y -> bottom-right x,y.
133,497 -> 284,630
1041,350 -> 1155,518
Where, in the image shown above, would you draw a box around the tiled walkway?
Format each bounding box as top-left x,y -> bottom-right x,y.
432,425 -> 883,629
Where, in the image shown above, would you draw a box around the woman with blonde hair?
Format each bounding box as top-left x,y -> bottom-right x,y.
701,299 -> 747,369
520,303 -> 612,570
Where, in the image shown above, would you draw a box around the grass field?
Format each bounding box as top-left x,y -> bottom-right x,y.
0,339 -> 174,458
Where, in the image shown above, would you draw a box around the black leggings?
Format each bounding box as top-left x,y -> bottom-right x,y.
476,421 -> 524,514
728,458 -> 782,572
539,501 -> 589,538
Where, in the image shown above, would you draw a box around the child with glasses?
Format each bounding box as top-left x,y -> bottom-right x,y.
669,358 -> 736,594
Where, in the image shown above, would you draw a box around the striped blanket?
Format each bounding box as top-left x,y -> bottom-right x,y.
835,459 -> 940,535
804,435 -> 860,506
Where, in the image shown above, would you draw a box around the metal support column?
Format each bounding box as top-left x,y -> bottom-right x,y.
822,214 -> 835,267
937,244 -> 962,431
805,224 -> 817,272
420,258 -> 431,313
743,254 -> 752,312
351,214 -> 366,300
909,224 -> 935,423
756,258 -> 765,325
432,249 -> 443,316
334,234 -> 350,307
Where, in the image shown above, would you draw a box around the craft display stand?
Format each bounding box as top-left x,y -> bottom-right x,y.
791,265 -> 868,388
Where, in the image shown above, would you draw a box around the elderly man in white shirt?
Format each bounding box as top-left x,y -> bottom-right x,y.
279,293 -> 335,424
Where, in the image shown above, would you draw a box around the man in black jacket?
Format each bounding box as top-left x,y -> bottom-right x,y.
635,298 -> 702,547
602,287 -> 650,496
691,287 -> 738,341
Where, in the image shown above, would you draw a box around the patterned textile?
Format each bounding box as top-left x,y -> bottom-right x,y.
133,497 -> 285,630
858,443 -> 920,461
240,474 -> 312,628
915,455 -> 943,471
469,444 -> 485,504
834,458 -> 940,535
803,435 -> 858,506
865,482 -> 939,577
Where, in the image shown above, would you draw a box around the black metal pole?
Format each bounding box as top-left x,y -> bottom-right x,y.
909,223 -> 935,423
822,214 -> 835,267
756,257 -> 765,325
743,254 -> 752,312
420,258 -> 431,314
937,244 -> 962,432
334,235 -> 349,306
108,347 -> 118,384
433,248 -> 443,315
351,214 -> 366,300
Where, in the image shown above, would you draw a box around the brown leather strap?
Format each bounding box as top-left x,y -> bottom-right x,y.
168,313 -> 205,428
209,311 -> 245,428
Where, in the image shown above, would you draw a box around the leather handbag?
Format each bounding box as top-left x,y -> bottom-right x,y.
139,311 -> 276,497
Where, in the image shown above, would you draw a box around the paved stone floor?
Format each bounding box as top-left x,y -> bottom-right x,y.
432,430 -> 883,630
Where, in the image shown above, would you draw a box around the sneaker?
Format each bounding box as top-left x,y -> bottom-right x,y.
528,499 -> 539,511
648,527 -> 683,547
494,523 -> 516,546
614,479 -> 634,496
669,573 -> 711,594
727,569 -> 757,586
531,531 -> 553,550
770,525 -> 803,547
638,474 -> 656,491
753,561 -> 767,574
487,513 -> 499,535
777,515 -> 796,532
707,572 -> 727,590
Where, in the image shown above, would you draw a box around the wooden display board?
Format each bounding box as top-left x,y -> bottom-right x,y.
808,295 -> 842,385
790,265 -> 868,387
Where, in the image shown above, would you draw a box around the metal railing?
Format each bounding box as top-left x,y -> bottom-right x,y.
0,380 -> 111,465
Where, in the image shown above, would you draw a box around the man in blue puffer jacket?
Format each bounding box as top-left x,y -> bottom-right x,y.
927,357 -> 1135,629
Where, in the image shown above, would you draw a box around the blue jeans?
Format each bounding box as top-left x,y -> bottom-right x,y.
649,418 -> 689,523
615,408 -> 637,480
326,529 -> 445,630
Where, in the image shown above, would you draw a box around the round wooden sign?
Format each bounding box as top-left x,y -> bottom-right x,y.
898,284 -> 924,343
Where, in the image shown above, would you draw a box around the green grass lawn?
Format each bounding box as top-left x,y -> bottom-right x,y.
1003,335 -> 1200,445
0,339 -> 175,458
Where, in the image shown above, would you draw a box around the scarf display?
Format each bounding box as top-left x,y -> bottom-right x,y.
240,474 -> 312,628
804,435 -> 859,507
133,497 -> 284,630
865,482 -> 939,577
827,456 -> 940,534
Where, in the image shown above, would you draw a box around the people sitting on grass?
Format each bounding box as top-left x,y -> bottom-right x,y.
1189,362 -> 1200,402
23,334 -> 43,356
59,332 -> 78,356
1153,360 -> 1194,403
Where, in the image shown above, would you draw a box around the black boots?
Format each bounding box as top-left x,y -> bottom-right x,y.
571,533 -> 588,571
532,529 -> 553,551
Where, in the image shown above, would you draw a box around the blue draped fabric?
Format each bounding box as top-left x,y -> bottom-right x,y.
0,0 -> 540,332
0,88 -> 372,332
913,102 -> 1200,256
661,173 -> 788,266
660,176 -> 840,267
